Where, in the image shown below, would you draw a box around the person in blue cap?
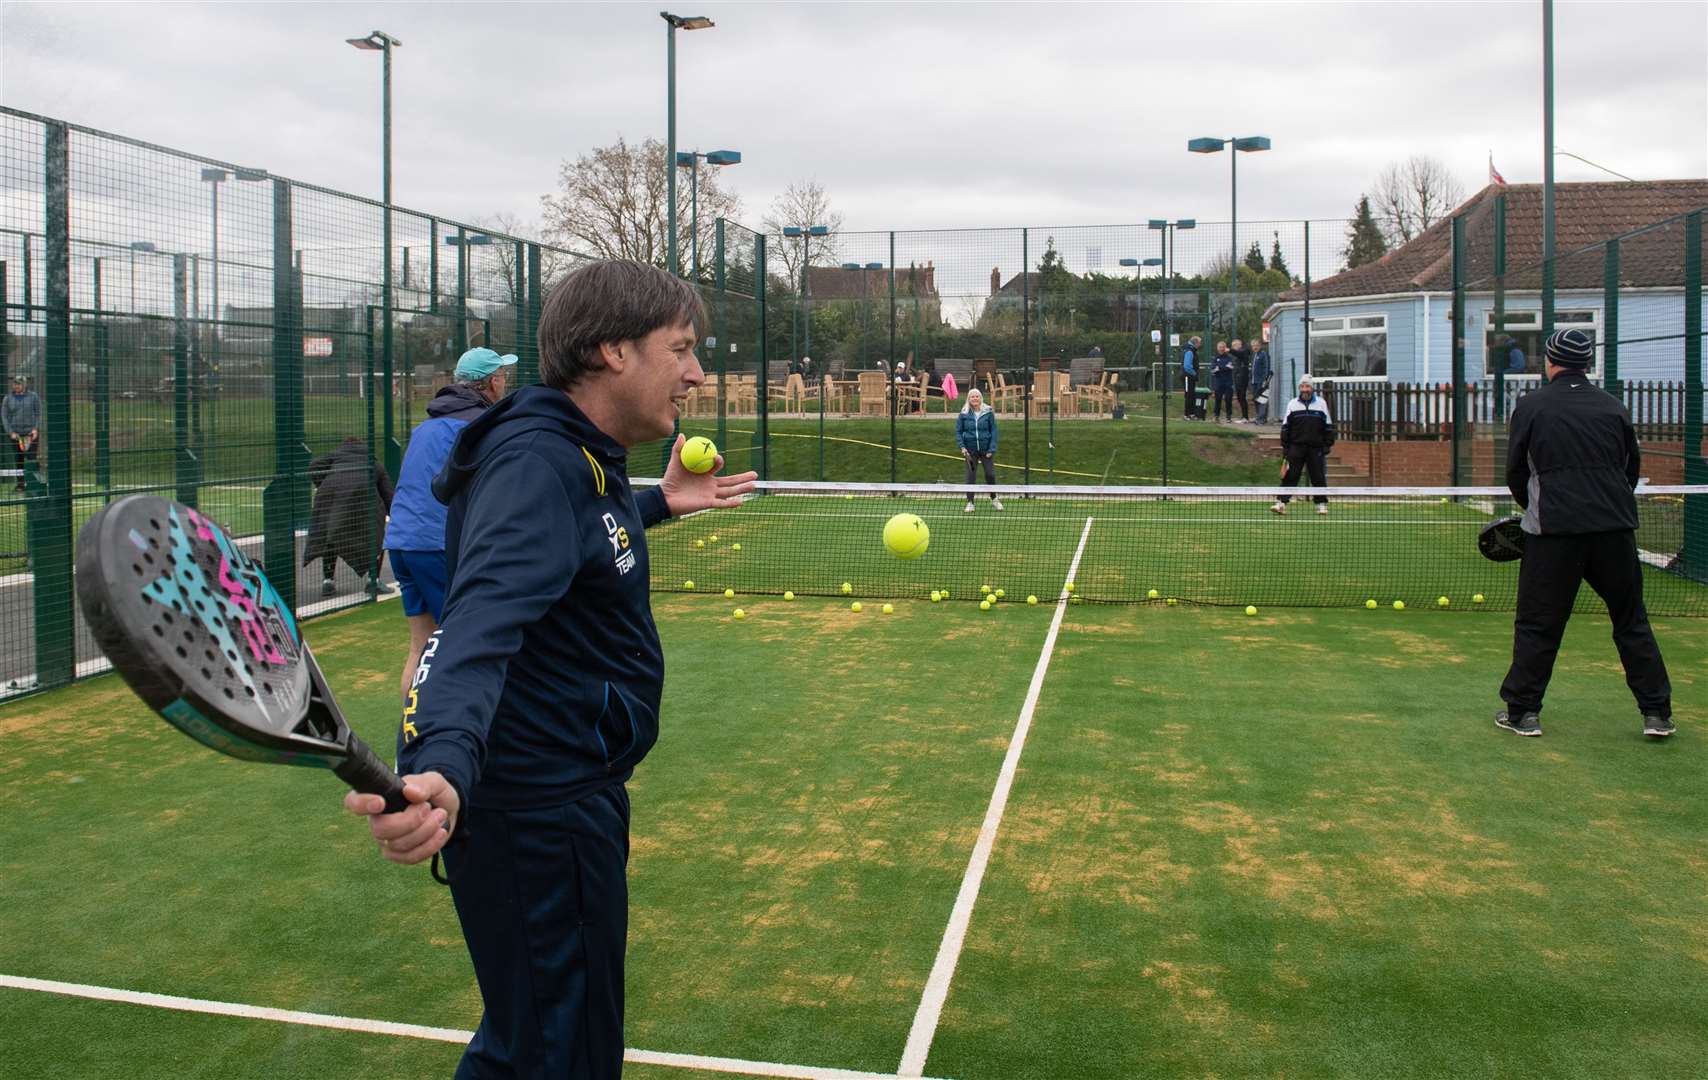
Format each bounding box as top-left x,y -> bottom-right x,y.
382,346 -> 517,704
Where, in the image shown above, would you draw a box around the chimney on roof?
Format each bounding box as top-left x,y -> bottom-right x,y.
991,267 -> 1000,296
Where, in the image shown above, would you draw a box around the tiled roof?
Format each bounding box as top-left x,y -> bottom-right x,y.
1277,180 -> 1708,304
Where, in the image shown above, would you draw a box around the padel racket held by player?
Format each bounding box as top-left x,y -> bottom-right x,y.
75,494 -> 407,812
1478,516 -> 1527,562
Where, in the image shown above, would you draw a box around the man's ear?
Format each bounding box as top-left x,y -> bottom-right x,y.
596,340 -> 627,372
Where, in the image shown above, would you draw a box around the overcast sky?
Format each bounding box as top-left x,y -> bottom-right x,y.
3,1 -> 1704,241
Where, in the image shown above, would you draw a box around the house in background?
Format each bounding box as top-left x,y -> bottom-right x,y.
1262,180 -> 1708,390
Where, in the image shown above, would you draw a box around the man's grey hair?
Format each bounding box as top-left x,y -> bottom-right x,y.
537,260 -> 706,391
457,371 -> 500,393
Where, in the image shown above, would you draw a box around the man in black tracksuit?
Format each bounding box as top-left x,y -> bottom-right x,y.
1270,376 -> 1334,515
1495,328 -> 1673,738
344,260 -> 756,1077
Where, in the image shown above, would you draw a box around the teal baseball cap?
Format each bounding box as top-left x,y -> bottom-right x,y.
455,347 -> 518,380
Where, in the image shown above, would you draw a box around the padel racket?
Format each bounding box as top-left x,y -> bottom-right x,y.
75,494 -> 407,811
1478,516 -> 1527,562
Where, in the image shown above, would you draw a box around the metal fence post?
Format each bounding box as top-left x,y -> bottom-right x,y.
1450,216 -> 1466,486
1682,211 -> 1704,581
173,253 -> 196,506
1022,227 -> 1031,486
263,178 -> 300,607
714,220 -> 728,453
1603,237 -> 1620,397
93,256 -> 111,497
755,232 -> 769,480
525,244 -> 542,387
30,119 -> 74,688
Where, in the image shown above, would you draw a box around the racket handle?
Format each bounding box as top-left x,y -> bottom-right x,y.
334,734 -> 410,815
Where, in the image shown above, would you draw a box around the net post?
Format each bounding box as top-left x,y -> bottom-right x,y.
32,118 -> 74,689
1450,215 -> 1466,486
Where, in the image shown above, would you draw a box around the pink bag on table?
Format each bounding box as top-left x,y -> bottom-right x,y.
942,372 -> 959,400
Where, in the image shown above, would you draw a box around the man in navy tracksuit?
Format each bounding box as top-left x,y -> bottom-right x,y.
345,260 -> 756,1078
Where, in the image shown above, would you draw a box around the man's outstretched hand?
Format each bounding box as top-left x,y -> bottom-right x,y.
660,433 -> 757,517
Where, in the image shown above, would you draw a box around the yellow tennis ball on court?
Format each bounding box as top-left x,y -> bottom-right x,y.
1438,596 -> 1450,608
1166,598 -> 1178,606
1071,596 -> 1084,605
1440,496 -> 1448,505
844,493 -> 854,500
1065,582 -> 1076,593
1366,599 -> 1378,609
732,542 -> 742,552
1474,593 -> 1485,604
980,584 -> 991,595
1393,600 -> 1405,611
979,599 -> 991,611
994,588 -> 1005,599
707,534 -> 719,544
783,590 -> 795,601
939,589 -> 950,600
732,608 -> 746,620
695,539 -> 705,549
841,582 -> 853,594
1245,605 -> 1258,616
882,513 -> 930,559
930,590 -> 942,602
1147,589 -> 1159,600
882,603 -> 894,614
1027,595 -> 1038,605
680,436 -> 718,474
851,601 -> 863,613
684,580 -> 695,590
724,588 -> 735,599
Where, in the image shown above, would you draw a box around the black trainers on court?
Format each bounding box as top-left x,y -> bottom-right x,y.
1495,709 -> 1542,737
1642,715 -> 1675,738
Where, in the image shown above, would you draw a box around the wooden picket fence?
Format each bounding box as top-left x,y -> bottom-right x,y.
1321,380 -> 1700,442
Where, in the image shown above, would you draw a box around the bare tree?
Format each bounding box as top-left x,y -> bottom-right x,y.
1371,155 -> 1466,247
539,136 -> 740,274
761,180 -> 845,287
468,212 -> 584,302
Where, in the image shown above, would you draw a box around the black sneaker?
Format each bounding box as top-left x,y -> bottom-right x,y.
1642,715 -> 1675,738
1495,709 -> 1542,737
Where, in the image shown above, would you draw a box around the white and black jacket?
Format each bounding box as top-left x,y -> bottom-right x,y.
1280,396 -> 1335,452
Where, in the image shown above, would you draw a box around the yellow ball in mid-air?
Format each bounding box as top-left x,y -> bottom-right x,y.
1438,596 -> 1451,608
1393,600 -> 1406,611
841,582 -> 853,595
1147,589 -> 1160,600
683,580 -> 695,590
732,608 -> 746,620
979,599 -> 992,611
882,603 -> 894,614
851,601 -> 863,613
930,590 -> 942,602
679,436 -> 718,474
724,588 -> 735,599
1027,595 -> 1039,605
1473,593 -> 1485,604
882,513 -> 930,560
783,591 -> 795,601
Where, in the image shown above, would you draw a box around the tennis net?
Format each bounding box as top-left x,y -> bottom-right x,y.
643,482 -> 1708,617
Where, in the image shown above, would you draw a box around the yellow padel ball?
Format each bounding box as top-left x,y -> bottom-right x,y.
1027,595 -> 1039,605
882,603 -> 894,614
1393,600 -> 1406,611
695,539 -> 705,549
979,599 -> 992,611
930,590 -> 942,602
1245,605 -> 1258,616
731,542 -> 742,552
683,580 -> 695,590
680,436 -> 718,474
724,588 -> 735,599
1147,589 -> 1159,600
1473,593 -> 1485,604
1166,598 -> 1178,606
1438,596 -> 1451,608
840,582 -> 853,595
783,590 -> 795,601
882,513 -> 930,560
994,588 -> 1005,599
732,608 -> 746,620
1065,582 -> 1076,594
1365,599 -> 1378,609
851,601 -> 863,613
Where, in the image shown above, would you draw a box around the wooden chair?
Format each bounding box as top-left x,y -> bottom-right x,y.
856,371 -> 888,416
989,372 -> 1026,415
1031,371 -> 1077,417
1078,371 -> 1118,417
819,373 -> 849,415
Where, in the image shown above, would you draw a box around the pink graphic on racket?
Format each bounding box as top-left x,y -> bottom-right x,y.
75,494 -> 407,811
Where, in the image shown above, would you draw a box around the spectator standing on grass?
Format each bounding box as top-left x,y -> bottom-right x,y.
785,354 -> 809,411
1495,328 -> 1673,739
382,346 -> 514,706
303,435 -> 393,597
1181,336 -> 1203,420
1250,340 -> 1273,423
1230,338 -> 1253,422
957,387 -> 1002,512
1210,341 -> 1236,423
4,374 -> 40,491
1270,376 -> 1333,515
345,260 -> 756,1080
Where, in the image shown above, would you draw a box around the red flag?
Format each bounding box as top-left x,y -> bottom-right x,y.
1488,153 -> 1507,186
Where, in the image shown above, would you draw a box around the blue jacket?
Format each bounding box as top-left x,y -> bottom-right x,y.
383,384 -> 491,552
1211,351 -> 1235,385
956,408 -> 998,454
1181,345 -> 1198,378
397,384 -> 673,813
1504,341 -> 1526,375
1250,348 -> 1271,390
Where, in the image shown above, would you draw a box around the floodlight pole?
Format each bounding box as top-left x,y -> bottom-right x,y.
1542,0 -> 1555,338
348,29 -> 403,478
661,13 -> 715,278
1189,136 -> 1270,341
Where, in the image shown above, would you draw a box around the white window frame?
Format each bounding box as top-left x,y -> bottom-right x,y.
1483,307 -> 1601,378
1308,312 -> 1388,380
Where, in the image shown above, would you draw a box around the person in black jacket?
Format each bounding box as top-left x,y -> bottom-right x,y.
1495,328 -> 1673,738
1270,376 -> 1334,515
1229,338 -> 1253,422
302,436 -> 393,596
343,260 -> 757,1078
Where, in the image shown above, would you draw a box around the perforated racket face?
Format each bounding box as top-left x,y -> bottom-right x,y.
1478,517 -> 1527,563
76,495 -> 339,766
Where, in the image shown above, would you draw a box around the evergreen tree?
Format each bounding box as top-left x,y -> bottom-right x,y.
1036,237 -> 1074,292
1243,240 -> 1267,275
1344,195 -> 1388,269
1268,233 -> 1292,279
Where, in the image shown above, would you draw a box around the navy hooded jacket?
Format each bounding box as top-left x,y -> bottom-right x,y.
396,384 -> 673,813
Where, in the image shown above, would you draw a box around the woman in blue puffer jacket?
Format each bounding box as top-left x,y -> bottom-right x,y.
955,387 -> 1002,512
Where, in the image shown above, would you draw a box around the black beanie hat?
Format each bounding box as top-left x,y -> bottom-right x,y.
1545,328 -> 1594,369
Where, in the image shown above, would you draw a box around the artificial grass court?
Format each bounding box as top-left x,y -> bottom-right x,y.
2,595 -> 1703,1079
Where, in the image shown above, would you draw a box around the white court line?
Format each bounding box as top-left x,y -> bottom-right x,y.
0,975 -> 953,1080
896,515 -> 1096,1078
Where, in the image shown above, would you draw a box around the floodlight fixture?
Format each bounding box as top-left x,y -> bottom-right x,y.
705,150 -> 741,166
661,12 -> 714,30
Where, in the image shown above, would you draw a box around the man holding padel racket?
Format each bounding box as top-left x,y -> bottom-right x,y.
1495,328 -> 1673,738
5,374 -> 40,491
344,260 -> 756,1078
